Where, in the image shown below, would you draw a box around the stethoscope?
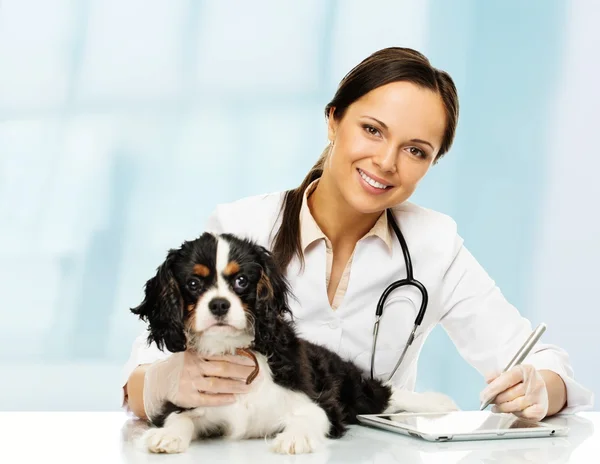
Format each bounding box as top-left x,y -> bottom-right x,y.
370,209 -> 428,382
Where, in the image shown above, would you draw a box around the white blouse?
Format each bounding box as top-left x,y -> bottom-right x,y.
122,191 -> 594,413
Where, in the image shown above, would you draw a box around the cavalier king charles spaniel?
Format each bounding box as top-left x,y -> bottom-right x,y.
130,232 -> 457,454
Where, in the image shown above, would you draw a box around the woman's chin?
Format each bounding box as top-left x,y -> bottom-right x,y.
344,190 -> 398,215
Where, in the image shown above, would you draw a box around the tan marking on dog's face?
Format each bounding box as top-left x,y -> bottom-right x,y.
193,264 -> 210,277
224,261 -> 240,276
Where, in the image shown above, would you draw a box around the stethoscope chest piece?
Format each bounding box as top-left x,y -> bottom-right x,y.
370,209 -> 428,382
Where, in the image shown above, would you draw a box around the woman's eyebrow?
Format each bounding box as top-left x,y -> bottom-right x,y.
361,115 -> 434,150
362,115 -> 388,130
410,138 -> 434,150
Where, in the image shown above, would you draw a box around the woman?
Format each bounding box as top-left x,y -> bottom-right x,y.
122,47 -> 593,423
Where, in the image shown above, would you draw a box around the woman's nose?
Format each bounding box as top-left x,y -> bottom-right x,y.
372,146 -> 397,173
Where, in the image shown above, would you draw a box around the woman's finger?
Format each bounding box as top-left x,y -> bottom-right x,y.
492,395 -> 533,414
190,390 -> 237,407
485,372 -> 499,384
195,375 -> 253,394
200,359 -> 256,381
494,382 -> 526,405
513,403 -> 547,422
202,353 -> 257,367
480,367 -> 525,405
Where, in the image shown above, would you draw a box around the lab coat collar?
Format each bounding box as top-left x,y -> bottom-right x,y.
299,179 -> 393,253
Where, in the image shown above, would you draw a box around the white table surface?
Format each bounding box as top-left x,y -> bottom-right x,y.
1,411 -> 598,463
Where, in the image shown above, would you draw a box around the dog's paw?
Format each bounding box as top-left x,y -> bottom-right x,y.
143,428 -> 190,454
386,388 -> 460,414
270,430 -> 323,455
412,392 -> 460,413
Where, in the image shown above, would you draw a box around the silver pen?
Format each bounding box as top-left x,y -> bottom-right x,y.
479,322 -> 547,411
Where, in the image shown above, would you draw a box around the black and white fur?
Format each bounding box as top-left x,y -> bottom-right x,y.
130,233 -> 458,454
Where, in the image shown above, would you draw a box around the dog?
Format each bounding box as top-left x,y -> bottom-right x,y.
130,232 -> 458,454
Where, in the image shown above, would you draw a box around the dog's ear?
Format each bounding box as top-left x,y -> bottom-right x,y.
256,245 -> 291,318
130,249 -> 186,353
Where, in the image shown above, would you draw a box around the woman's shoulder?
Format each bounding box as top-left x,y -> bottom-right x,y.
206,190 -> 287,246
392,201 -> 457,228
390,201 -> 460,251
214,190 -> 285,215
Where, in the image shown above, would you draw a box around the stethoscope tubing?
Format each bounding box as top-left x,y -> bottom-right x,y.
370,209 -> 429,382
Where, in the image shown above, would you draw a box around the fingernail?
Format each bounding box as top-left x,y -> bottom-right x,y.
480,389 -> 490,402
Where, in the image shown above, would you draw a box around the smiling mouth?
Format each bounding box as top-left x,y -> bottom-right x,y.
357,168 -> 392,190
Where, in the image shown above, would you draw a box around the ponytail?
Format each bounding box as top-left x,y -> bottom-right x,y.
271,145 -> 329,272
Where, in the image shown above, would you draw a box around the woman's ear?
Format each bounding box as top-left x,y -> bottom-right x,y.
327,106 -> 337,143
130,249 -> 187,353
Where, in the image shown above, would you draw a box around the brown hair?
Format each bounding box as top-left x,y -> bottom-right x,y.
271,47 -> 459,272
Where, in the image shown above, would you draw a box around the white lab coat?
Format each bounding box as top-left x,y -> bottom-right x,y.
122,191 -> 594,413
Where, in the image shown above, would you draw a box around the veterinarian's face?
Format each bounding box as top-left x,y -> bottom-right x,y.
324,81 -> 446,214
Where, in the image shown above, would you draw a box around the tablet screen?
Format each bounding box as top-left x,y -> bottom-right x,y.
377,411 -> 544,435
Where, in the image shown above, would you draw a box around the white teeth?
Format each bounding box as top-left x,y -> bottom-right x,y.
359,169 -> 389,189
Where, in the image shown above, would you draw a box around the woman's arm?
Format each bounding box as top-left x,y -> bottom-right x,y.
540,369 -> 567,416
125,364 -> 149,420
438,230 -> 593,417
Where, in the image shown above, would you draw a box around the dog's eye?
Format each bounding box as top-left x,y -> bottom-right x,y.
233,275 -> 249,291
187,278 -> 202,291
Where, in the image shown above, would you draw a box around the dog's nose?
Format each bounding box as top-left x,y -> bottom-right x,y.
208,297 -> 230,317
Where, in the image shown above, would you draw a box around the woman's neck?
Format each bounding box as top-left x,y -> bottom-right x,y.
308,174 -> 381,247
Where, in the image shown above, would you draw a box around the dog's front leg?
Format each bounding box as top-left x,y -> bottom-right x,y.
270,394 -> 330,455
142,411 -> 196,454
384,385 -> 460,414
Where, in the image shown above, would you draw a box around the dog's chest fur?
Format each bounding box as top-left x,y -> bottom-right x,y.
185,352 -> 320,440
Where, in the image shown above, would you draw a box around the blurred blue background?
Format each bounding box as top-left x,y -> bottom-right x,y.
0,0 -> 598,411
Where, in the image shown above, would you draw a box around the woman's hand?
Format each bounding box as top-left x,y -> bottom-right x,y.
480,364 -> 549,421
143,350 -> 257,422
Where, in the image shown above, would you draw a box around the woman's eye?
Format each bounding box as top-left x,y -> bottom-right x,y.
187,278 -> 201,291
363,124 -> 381,137
408,147 -> 426,158
234,275 -> 249,291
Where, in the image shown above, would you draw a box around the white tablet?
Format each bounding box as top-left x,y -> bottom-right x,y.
356,411 -> 569,442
